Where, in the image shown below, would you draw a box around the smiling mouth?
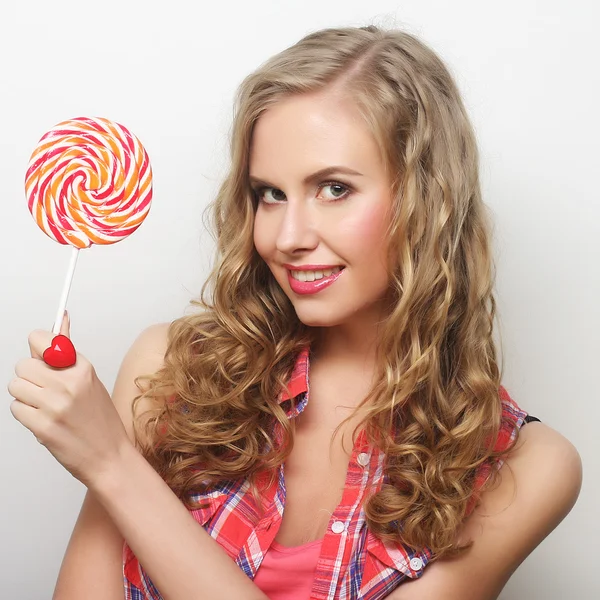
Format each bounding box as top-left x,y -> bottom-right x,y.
288,266 -> 344,282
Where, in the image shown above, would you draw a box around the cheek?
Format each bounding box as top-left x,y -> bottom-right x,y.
253,213 -> 269,259
341,202 -> 389,259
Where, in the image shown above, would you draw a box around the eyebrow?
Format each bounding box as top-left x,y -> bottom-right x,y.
248,166 -> 364,188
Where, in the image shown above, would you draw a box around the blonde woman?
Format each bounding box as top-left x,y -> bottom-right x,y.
9,26 -> 581,600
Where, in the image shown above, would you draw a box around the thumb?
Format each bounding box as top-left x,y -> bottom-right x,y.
60,310 -> 71,338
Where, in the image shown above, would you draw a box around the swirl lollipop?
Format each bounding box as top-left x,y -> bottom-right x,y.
25,116 -> 153,367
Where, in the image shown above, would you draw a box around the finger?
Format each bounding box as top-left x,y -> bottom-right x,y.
9,398 -> 50,445
7,376 -> 44,409
28,330 -> 54,360
14,357 -> 48,388
27,312 -> 71,361
59,310 -> 70,338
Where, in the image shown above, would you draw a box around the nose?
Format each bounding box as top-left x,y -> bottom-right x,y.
275,198 -> 319,255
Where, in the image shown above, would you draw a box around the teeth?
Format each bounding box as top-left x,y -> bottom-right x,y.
290,267 -> 342,282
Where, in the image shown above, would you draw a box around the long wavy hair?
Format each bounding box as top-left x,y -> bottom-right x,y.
132,25 -> 520,559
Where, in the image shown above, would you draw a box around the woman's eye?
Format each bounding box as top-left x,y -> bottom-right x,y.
318,182 -> 350,201
257,187 -> 286,204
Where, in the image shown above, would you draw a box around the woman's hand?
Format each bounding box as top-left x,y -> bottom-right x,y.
7,312 -> 133,488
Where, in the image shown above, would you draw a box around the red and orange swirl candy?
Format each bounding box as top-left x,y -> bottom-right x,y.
25,116 -> 152,248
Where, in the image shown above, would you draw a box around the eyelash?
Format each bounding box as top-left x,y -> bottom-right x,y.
253,181 -> 352,205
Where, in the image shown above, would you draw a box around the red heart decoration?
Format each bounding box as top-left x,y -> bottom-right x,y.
43,335 -> 76,368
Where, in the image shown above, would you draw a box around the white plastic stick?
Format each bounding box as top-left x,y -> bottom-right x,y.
52,247 -> 80,335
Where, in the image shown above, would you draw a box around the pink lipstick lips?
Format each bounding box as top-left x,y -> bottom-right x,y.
287,268 -> 345,295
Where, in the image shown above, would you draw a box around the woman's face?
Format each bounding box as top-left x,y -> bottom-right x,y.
251,91 -> 394,329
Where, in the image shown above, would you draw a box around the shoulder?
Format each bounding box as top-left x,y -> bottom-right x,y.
473,421 -> 582,551
388,421 -> 582,600
125,322 -> 171,363
111,322 -> 171,444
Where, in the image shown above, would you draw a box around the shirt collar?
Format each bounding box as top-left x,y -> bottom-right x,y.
276,345 -> 310,417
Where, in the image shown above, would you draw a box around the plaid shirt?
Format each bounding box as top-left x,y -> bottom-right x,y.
124,346 -> 529,599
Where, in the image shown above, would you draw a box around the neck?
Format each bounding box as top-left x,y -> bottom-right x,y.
311,317 -> 384,374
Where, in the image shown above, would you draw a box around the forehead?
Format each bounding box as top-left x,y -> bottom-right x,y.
249,91 -> 384,179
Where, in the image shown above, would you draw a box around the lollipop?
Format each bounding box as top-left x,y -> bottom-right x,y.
25,117 -> 153,367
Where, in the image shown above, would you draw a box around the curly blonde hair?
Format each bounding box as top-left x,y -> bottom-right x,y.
132,25 -> 520,559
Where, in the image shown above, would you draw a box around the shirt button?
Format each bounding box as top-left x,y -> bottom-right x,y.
357,452 -> 370,467
410,557 -> 423,571
331,520 -> 345,534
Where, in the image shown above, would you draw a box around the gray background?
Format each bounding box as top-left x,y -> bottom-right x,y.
1,1 -> 597,598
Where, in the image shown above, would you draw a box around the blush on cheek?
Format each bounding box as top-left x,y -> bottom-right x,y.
345,202 -> 389,252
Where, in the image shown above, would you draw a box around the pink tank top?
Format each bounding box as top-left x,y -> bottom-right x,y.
253,537 -> 324,599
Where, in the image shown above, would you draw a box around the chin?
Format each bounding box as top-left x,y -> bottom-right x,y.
291,306 -> 348,328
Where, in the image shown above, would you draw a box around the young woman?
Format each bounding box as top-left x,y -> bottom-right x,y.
9,26 -> 581,600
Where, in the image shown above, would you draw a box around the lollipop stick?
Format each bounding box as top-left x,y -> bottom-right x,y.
52,247 -> 80,334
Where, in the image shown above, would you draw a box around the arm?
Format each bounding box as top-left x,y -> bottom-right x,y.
52,491 -> 124,598
52,323 -> 268,600
53,324 -> 167,599
386,422 -> 582,600
94,434 -> 268,600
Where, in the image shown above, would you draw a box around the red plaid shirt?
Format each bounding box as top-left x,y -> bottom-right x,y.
124,346 -> 529,599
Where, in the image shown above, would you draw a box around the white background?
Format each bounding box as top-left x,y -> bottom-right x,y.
1,1 -> 597,598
